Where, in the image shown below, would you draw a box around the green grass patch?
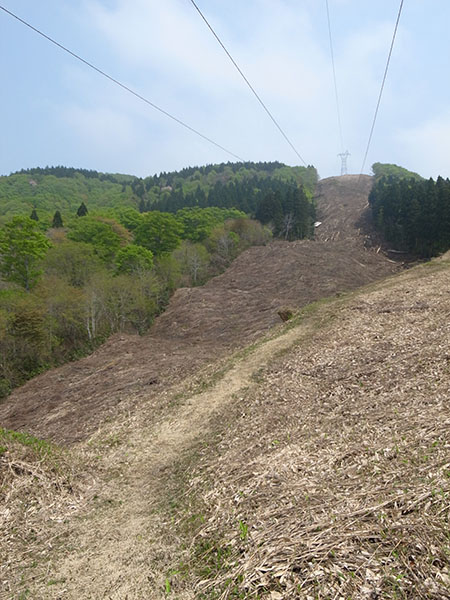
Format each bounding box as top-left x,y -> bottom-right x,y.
0,427 -> 55,456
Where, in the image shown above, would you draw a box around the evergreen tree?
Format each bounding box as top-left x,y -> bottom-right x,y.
131,178 -> 145,199
292,186 -> 314,239
256,192 -> 283,234
52,210 -> 64,228
77,202 -> 88,217
30,208 -> 39,221
138,198 -> 147,214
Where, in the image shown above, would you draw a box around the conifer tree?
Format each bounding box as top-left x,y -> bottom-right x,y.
30,208 -> 39,221
77,202 -> 88,217
369,174 -> 450,257
256,192 -> 282,227
52,210 -> 64,228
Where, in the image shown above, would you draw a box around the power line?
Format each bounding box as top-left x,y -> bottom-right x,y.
325,0 -> 345,154
359,0 -> 405,176
188,0 -> 308,166
0,4 -> 245,163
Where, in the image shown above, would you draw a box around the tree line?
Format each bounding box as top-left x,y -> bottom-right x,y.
13,161 -> 317,189
369,174 -> 450,257
1,162 -> 318,225
12,165 -> 129,184
142,175 -> 315,225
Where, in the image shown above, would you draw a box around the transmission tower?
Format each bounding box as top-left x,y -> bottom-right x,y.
338,150 -> 350,176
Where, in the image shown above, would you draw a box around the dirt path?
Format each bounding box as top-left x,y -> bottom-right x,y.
31,316 -> 318,599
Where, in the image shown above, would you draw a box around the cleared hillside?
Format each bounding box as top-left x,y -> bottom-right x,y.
0,175 -> 403,443
2,249 -> 448,599
172,256 -> 450,599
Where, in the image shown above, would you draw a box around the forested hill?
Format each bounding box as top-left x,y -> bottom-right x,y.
0,162 -> 318,225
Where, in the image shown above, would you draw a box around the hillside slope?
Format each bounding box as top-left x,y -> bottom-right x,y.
0,175 -> 403,443
2,246 -> 449,599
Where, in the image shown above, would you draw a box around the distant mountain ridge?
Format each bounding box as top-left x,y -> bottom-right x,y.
0,162 -> 318,225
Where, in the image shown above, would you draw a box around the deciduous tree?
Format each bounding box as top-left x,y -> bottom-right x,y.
44,240 -> 103,287
134,211 -> 183,256
67,217 -> 129,262
0,216 -> 51,290
115,244 -> 154,275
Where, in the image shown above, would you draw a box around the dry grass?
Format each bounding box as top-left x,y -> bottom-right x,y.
0,430 -> 94,598
174,262 -> 450,599
1,262 -> 448,598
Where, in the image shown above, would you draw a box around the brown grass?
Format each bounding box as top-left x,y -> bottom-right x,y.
174,261 -> 450,599
0,431 -> 94,597
1,260 -> 449,600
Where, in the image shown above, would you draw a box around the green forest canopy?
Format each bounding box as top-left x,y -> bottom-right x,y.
0,207 -> 267,398
371,162 -> 423,181
0,162 -> 318,226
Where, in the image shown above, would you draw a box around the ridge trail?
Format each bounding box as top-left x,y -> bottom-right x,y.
37,316 -> 319,599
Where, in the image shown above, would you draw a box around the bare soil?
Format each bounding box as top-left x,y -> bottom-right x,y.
0,175 -> 402,444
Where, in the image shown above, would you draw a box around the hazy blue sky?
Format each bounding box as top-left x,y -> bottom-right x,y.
1,0 -> 450,179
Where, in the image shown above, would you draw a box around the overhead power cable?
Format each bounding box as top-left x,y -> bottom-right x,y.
188,0 -> 307,166
325,0 -> 345,154
0,4 -> 245,162
359,0 -> 405,176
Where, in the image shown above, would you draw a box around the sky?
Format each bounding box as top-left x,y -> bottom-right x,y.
1,0 -> 450,180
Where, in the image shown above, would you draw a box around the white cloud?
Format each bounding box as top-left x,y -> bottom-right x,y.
84,0 -> 243,94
